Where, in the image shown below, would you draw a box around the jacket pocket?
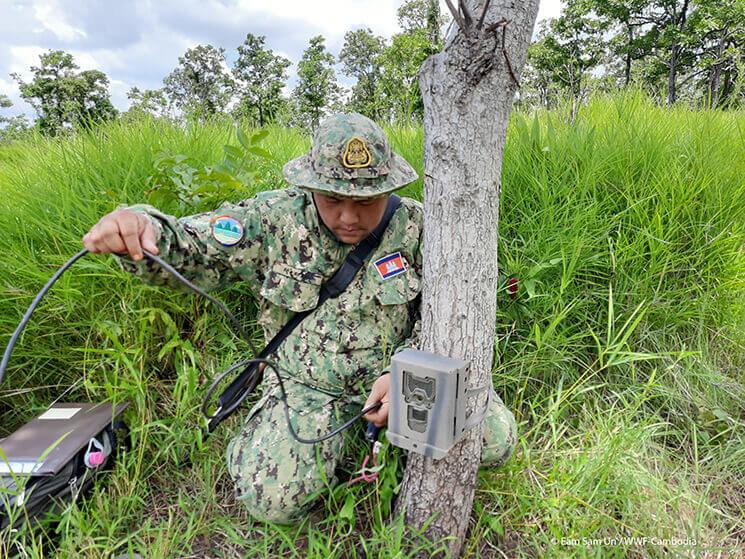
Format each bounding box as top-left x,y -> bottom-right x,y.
374,266 -> 422,306
343,266 -> 422,351
259,261 -> 323,312
256,261 -> 323,337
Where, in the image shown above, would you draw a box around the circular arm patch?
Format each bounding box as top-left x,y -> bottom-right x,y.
211,215 -> 244,246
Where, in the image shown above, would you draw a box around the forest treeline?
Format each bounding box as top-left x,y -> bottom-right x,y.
1,0 -> 743,142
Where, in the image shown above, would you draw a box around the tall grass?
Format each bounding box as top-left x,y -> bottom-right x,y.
1,90 -> 744,557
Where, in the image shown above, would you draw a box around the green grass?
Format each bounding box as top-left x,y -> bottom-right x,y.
1,89 -> 744,557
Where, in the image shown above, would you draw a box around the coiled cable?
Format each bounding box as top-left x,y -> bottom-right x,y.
0,249 -> 383,446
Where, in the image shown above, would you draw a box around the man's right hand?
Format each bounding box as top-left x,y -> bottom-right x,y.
82,209 -> 159,261
363,373 -> 391,428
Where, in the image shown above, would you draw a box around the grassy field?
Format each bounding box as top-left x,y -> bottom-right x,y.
1,90 -> 744,558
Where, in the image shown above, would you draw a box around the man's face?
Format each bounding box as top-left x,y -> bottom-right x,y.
312,192 -> 390,245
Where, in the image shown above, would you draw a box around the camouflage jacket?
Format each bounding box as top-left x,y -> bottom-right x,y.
115,187 -> 423,404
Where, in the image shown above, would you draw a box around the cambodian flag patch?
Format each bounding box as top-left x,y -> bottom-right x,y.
374,251 -> 407,280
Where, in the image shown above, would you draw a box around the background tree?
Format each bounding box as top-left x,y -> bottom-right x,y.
378,29 -> 436,122
631,0 -> 694,104
517,0 -> 745,109
1,94 -> 13,117
590,0 -> 653,88
686,0 -> 745,108
291,35 -> 341,131
375,1 -> 451,122
124,87 -> 171,120
0,94 -> 30,143
524,1 -> 607,113
397,0 -> 450,46
231,33 -> 292,126
392,1 -> 539,557
339,28 -> 387,120
163,44 -> 234,118
11,50 -> 117,136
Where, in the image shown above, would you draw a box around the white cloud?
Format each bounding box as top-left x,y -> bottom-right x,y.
0,77 -> 20,99
108,78 -> 132,113
537,0 -> 563,22
33,0 -> 86,42
0,0 -> 565,122
8,45 -> 47,80
235,0 -> 401,43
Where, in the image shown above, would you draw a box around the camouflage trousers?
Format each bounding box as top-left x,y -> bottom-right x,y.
225,378 -> 517,525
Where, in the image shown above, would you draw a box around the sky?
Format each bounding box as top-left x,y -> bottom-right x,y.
0,0 -> 563,122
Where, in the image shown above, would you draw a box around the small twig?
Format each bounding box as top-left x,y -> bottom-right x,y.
444,0 -> 468,35
501,23 -> 520,88
476,0 -> 491,31
486,18 -> 520,88
459,0 -> 473,29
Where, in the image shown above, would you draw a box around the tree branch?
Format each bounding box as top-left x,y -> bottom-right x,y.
476,0 -> 491,31
444,0 -> 468,35
486,19 -> 520,87
677,66 -> 709,88
459,0 -> 473,30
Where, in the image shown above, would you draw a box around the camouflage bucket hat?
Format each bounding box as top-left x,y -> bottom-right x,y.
282,113 -> 419,199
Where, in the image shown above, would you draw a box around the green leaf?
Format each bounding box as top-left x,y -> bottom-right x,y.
524,279 -> 537,298
247,145 -> 272,159
157,338 -> 182,360
485,514 -> 505,538
361,463 -> 385,474
213,162 -> 235,175
223,144 -> 243,160
250,129 -> 269,144
192,184 -> 218,195
147,188 -> 179,208
236,126 -> 249,149
339,493 -> 355,524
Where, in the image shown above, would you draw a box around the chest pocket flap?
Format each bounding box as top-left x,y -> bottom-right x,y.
339,264 -> 421,352
373,266 -> 422,305
259,261 -> 323,312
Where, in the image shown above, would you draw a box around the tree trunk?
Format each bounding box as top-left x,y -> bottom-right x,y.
721,67 -> 733,107
668,41 -> 679,105
707,33 -> 728,110
390,2 -> 539,558
625,24 -> 633,87
709,65 -> 721,110
667,0 -> 690,106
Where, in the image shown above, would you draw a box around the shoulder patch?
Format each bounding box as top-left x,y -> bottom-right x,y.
374,251 -> 407,280
211,215 -> 243,246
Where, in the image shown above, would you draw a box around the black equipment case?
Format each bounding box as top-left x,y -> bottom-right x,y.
0,402 -> 129,530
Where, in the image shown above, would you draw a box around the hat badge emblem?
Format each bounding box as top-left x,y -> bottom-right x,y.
342,136 -> 372,168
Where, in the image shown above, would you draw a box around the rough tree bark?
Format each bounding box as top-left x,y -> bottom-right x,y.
390,1 -> 539,558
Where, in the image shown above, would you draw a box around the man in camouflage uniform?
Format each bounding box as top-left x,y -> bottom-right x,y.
82,113 -> 518,525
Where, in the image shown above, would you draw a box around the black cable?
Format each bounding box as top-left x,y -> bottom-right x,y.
0,248 -> 382,445
140,250 -> 383,443
0,248 -> 89,386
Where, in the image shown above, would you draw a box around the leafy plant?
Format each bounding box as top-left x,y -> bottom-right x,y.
144,125 -> 272,213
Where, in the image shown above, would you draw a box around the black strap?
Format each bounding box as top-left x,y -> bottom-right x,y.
206,194 -> 402,432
